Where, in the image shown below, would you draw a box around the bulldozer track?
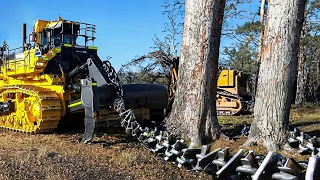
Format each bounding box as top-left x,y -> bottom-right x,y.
216,88 -> 246,116
0,85 -> 62,133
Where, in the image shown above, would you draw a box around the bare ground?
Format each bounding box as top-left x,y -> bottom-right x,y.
0,105 -> 319,179
0,129 -> 211,180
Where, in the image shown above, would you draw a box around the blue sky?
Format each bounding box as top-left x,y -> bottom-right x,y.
0,0 -> 260,71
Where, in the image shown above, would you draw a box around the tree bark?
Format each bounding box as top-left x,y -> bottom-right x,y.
246,0 -> 306,151
257,0 -> 266,64
295,40 -> 306,106
164,0 -> 226,145
253,0 -> 266,100
295,0 -> 308,107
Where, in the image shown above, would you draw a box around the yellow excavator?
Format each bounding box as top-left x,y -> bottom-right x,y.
0,17 -> 168,142
168,59 -> 253,116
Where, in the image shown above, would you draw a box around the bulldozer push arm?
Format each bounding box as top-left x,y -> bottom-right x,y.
67,57 -> 124,143
67,57 -> 168,143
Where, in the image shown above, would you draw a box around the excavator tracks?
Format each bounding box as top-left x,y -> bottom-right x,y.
0,85 -> 62,133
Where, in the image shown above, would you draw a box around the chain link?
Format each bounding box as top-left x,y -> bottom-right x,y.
102,60 -> 126,113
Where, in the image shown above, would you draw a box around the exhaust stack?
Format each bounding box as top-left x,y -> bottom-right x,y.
22,23 -> 26,51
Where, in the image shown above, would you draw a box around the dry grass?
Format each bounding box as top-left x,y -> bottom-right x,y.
216,105 -> 320,162
0,129 -> 211,180
218,104 -> 320,133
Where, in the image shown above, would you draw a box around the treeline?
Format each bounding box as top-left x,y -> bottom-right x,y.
118,70 -> 169,85
118,0 -> 320,107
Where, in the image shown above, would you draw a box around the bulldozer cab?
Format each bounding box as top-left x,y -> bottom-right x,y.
217,69 -> 252,101
0,16 -> 99,77
39,21 -> 80,47
31,17 -> 96,54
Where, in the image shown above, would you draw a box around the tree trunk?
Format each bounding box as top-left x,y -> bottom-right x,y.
253,0 -> 266,100
246,0 -> 306,151
295,1 -> 308,107
164,0 -> 226,145
256,0 -> 266,64
295,44 -> 306,106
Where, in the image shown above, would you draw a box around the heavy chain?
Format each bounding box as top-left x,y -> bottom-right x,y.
101,60 -> 125,113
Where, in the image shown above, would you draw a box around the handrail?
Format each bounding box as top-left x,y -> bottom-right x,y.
62,19 -> 96,27
4,46 -> 32,74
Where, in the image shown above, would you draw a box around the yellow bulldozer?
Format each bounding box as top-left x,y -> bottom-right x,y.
0,17 -> 168,142
215,67 -> 253,115
167,59 -> 254,116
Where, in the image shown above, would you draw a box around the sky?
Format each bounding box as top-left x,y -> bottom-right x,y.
0,0 -> 260,71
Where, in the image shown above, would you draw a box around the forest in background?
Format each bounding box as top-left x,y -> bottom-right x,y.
117,0 -> 320,106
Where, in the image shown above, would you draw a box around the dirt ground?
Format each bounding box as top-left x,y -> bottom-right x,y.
0,105 -> 319,180
0,128 -> 212,180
